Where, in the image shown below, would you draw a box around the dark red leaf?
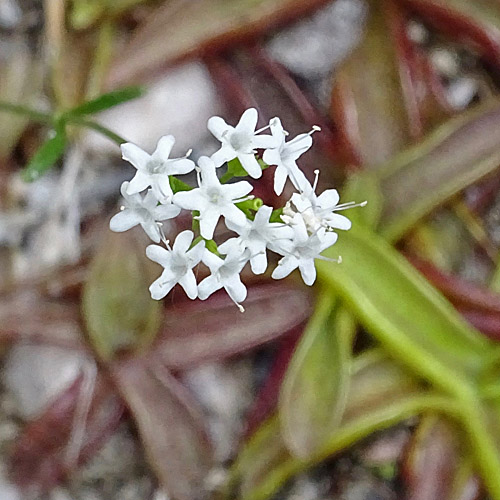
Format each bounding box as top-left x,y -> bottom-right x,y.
110,356 -> 212,500
10,371 -> 124,494
156,282 -> 312,370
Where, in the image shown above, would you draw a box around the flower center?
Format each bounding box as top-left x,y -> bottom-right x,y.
207,187 -> 223,204
147,159 -> 165,174
229,132 -> 252,153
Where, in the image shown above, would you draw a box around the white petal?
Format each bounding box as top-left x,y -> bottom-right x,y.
211,146 -> 235,166
109,210 -> 141,232
250,252 -> 267,275
262,148 -> 281,167
274,165 -> 288,196
179,270 -> 198,299
319,231 -> 338,251
186,240 -> 206,265
127,172 -> 151,195
223,274 -> 247,303
221,204 -> 247,228
235,108 -> 258,135
254,205 -> 272,226
173,189 -> 206,211
154,174 -> 174,201
146,244 -> 171,266
141,220 -> 161,243
317,189 -> 340,209
121,143 -> 150,171
252,134 -> 278,149
199,209 -> 221,239
299,259 -> 317,286
198,275 -> 222,300
202,249 -> 224,270
326,213 -> 352,231
173,230 -> 194,254
208,116 -> 231,141
284,134 -> 312,160
149,273 -> 176,300
153,203 -> 181,221
225,179 -> 253,200
286,163 -> 308,192
153,135 -> 175,160
272,256 -> 298,280
218,237 -> 241,255
167,158 -> 195,175
239,153 -> 262,179
199,156 -> 220,187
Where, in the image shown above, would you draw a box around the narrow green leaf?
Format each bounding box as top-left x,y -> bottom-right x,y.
377,100 -> 500,241
22,127 -> 67,182
82,230 -> 161,361
318,226 -> 492,396
64,86 -> 144,117
170,175 -> 193,193
279,294 -> 354,458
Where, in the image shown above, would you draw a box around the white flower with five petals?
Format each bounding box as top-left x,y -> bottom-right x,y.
218,205 -> 294,275
262,117 -> 315,195
121,135 -> 195,202
208,108 -> 277,178
272,214 -> 338,286
109,182 -> 180,243
198,249 -> 249,311
146,230 -> 205,300
173,156 -> 253,240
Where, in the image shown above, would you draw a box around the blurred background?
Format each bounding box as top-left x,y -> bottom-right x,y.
3,0 -> 500,499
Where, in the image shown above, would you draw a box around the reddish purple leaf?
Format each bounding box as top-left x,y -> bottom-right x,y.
156,282 -> 312,370
10,371 -> 124,494
0,292 -> 87,351
110,356 -> 212,500
402,416 -> 481,500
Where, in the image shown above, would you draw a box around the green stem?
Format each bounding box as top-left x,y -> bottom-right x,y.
69,117 -> 126,145
461,402 -> 500,500
0,101 -> 54,124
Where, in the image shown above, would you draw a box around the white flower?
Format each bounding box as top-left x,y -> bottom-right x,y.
109,182 -> 180,243
272,215 -> 338,286
146,230 -> 205,300
198,249 -> 249,311
173,156 -> 253,240
285,172 -> 353,234
218,205 -> 294,275
262,117 -> 316,195
121,135 -> 195,202
208,108 -> 277,179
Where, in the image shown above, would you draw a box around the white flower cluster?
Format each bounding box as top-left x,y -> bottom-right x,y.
110,108 -> 365,311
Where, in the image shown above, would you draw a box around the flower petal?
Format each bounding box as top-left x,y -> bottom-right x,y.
127,172 -> 151,195
221,204 -> 247,229
317,189 -> 340,209
153,203 -> 181,221
173,230 -> 194,254
140,220 -> 161,243
198,274 -> 222,300
199,208 -> 221,240
298,259 -> 317,286
225,179 -> 253,200
208,116 -> 231,141
199,156 -> 220,187
272,256 -> 298,280
167,158 -> 195,175
254,205 -> 272,226
146,244 -> 171,266
179,270 -> 198,299
109,210 -> 141,232
121,142 -> 151,171
274,165 -> 288,196
173,189 -> 206,211
186,240 -> 206,265
149,273 -> 176,300
250,251 -> 267,275
211,146 -> 235,167
252,134 -> 278,149
235,108 -> 258,135
224,277 -> 247,305
325,213 -> 352,231
153,135 -> 175,160
239,153 -> 262,179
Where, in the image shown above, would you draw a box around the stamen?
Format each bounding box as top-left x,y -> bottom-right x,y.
235,194 -> 255,203
312,169 -> 320,192
184,148 -> 193,158
312,125 -> 322,132
120,205 -> 125,211
317,255 -> 342,263
255,123 -> 273,134
334,200 -> 368,211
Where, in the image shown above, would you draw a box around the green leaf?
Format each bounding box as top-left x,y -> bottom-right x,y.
317,226 -> 492,396
64,86 -> 144,117
342,172 -> 382,229
231,351 -> 448,500
279,294 -> 354,458
82,230 -> 161,361
377,100 -> 500,241
21,127 -> 67,182
170,175 -> 193,193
